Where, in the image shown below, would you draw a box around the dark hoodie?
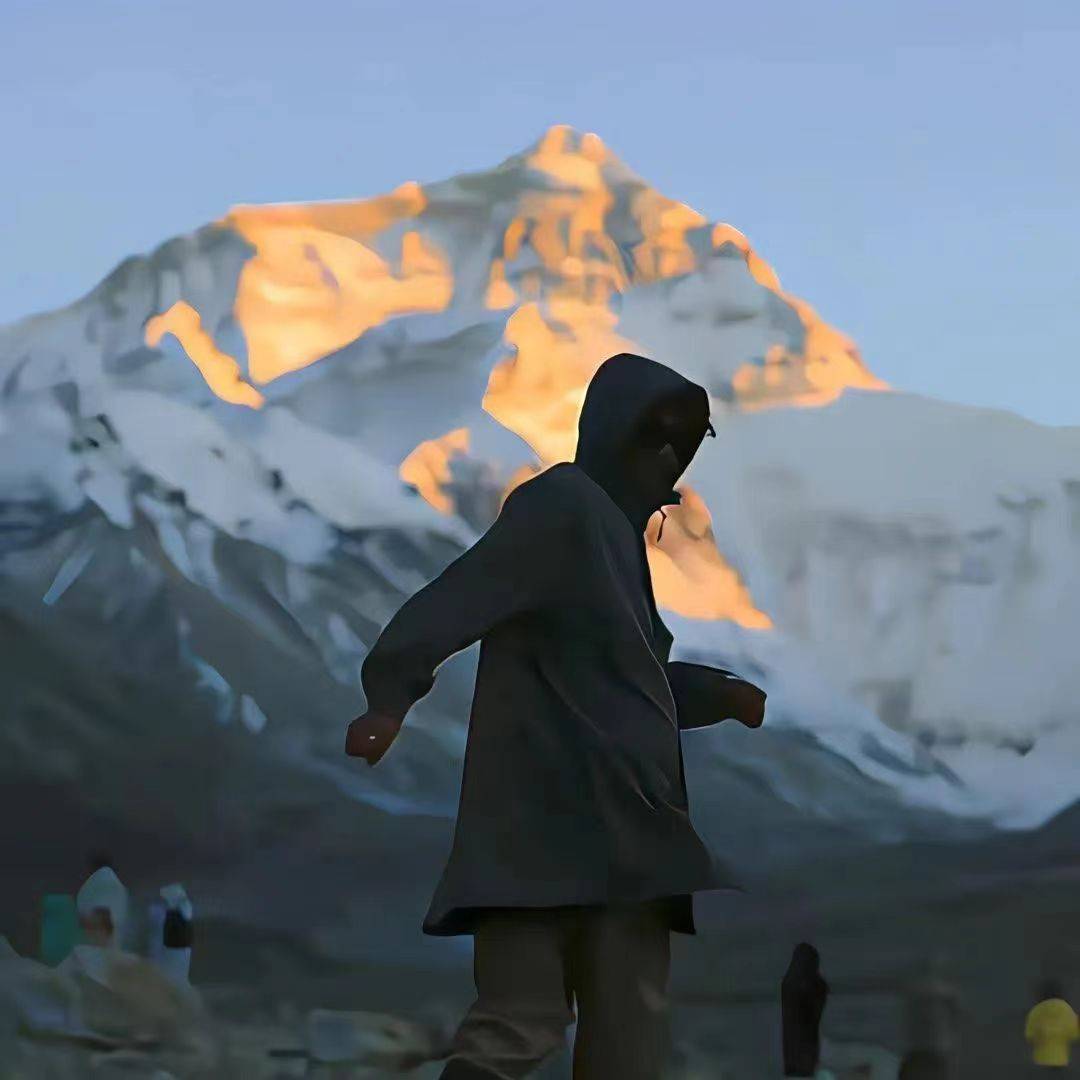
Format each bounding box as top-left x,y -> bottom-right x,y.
360,353 -> 766,935
782,943 -> 829,1076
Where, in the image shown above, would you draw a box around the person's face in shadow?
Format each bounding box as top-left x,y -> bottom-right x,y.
630,411 -> 710,513
633,442 -> 686,509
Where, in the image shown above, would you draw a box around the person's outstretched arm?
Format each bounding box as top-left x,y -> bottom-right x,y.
347,474 -> 570,764
665,661 -> 766,731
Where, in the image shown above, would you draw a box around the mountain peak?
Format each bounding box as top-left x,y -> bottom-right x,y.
522,123 -> 613,168
527,122 -> 606,151
4,129 -> 885,432
496,124 -> 643,195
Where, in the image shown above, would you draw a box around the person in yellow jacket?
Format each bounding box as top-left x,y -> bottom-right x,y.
1025,979 -> 1078,1071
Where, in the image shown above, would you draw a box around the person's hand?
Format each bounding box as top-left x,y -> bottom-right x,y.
345,710 -> 402,766
733,681 -> 767,729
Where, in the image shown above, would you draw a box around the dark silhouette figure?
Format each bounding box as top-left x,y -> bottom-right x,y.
781,942 -> 829,1077
347,353 -> 766,1079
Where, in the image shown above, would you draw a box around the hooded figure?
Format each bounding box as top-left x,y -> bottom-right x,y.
781,942 -> 829,1077
349,353 -> 766,1079
75,865 -> 129,950
1025,979 -> 1078,1072
903,954 -> 962,1077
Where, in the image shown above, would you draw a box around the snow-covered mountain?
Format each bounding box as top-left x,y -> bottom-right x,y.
2,122 -> 1077,897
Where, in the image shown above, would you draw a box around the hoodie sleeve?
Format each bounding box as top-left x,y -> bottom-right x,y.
665,661 -> 767,731
360,473 -> 572,723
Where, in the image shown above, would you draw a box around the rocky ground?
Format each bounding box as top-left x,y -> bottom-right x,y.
4,795 -> 1076,1078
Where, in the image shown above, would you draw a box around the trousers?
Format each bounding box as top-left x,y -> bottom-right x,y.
439,900 -> 672,1080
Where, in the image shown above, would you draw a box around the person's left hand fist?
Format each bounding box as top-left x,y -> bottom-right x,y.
345,710 -> 402,766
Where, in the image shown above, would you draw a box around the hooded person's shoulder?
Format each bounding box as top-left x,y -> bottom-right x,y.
501,464 -> 599,531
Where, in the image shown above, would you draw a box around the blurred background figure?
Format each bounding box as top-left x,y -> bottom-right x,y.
1024,978 -> 1078,1074
902,954 -> 962,1079
782,942 -> 829,1078
157,882 -> 194,986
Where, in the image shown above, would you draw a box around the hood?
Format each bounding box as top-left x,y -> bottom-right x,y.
573,353 -> 713,532
784,942 -> 825,987
790,942 -> 820,972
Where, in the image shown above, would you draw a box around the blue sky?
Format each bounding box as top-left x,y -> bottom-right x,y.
5,0 -> 1079,424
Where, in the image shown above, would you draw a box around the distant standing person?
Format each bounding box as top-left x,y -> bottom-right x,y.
903,955 -> 963,1078
1025,979 -> 1079,1073
75,864 -> 129,950
782,942 -> 829,1078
